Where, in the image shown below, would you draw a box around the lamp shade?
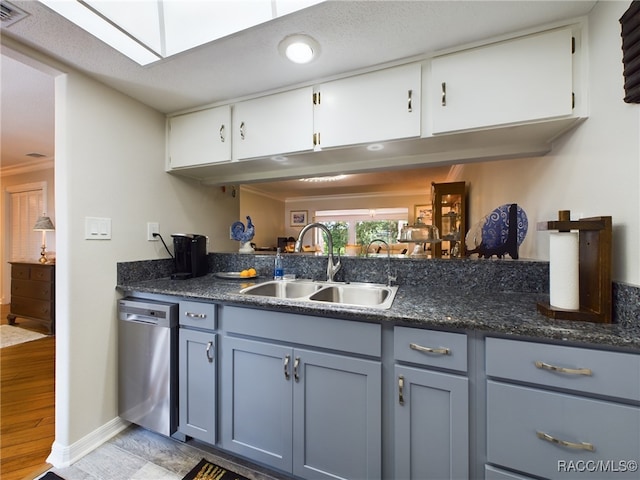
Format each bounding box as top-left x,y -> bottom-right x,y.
33,215 -> 55,231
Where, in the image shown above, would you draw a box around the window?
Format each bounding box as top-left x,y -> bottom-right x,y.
314,208 -> 408,253
8,183 -> 46,261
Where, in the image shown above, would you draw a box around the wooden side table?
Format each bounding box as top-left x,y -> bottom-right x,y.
8,262 -> 55,335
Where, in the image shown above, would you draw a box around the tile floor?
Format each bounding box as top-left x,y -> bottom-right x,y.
38,425 -> 290,480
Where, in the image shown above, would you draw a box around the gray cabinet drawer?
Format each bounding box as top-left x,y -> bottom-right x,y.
485,465 -> 536,480
394,327 -> 467,372
487,381 -> 640,479
486,337 -> 640,401
179,300 -> 216,330
221,306 -> 381,357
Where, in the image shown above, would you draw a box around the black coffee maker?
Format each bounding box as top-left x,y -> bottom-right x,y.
171,234 -> 208,280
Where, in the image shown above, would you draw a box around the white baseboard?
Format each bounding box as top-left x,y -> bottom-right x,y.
46,417 -> 131,468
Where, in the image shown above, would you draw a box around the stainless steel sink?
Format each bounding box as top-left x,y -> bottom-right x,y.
239,280 -> 322,298
239,280 -> 398,309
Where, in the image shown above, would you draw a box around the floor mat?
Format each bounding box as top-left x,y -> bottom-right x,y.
182,458 -> 250,480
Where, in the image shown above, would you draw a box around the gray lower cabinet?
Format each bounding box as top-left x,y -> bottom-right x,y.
393,327 -> 469,480
178,328 -> 217,444
177,300 -> 217,445
221,335 -> 382,480
486,337 -> 640,480
394,365 -> 469,480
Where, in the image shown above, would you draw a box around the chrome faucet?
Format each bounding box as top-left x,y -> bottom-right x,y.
366,238 -> 397,286
294,223 -> 342,282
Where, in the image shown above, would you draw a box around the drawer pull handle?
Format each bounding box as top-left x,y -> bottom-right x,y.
185,312 -> 206,319
205,341 -> 214,363
293,356 -> 300,383
441,82 -> 447,106
398,375 -> 405,405
536,431 -> 595,452
410,342 -> 451,356
407,89 -> 413,112
284,355 -> 290,380
534,361 -> 592,376
219,124 -> 225,142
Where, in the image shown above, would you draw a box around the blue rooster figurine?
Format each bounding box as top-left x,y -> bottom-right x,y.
231,216 -> 255,253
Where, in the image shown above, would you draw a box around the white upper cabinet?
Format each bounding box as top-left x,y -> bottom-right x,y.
232,87 -> 314,161
168,105 -> 231,169
429,27 -> 574,134
313,63 -> 421,149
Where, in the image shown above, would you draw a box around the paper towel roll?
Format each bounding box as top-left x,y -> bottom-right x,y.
549,232 -> 580,310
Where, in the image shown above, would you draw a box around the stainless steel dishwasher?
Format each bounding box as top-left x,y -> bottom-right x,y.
118,297 -> 178,437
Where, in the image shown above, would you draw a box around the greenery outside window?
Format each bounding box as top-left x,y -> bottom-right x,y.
314,208 -> 408,254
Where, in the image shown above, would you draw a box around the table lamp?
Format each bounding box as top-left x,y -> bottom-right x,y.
33,214 -> 55,264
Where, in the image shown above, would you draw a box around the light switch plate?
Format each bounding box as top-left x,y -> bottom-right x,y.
85,217 -> 112,240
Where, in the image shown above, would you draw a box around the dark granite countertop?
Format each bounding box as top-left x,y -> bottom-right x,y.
117,273 -> 640,352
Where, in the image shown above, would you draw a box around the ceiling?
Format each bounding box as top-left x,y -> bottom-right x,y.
0,0 -> 597,197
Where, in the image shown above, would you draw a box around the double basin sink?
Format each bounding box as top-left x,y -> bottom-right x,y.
239,279 -> 398,310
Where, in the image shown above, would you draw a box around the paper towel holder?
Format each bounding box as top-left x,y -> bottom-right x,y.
536,210 -> 612,323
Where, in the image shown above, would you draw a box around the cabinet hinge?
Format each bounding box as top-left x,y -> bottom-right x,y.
313,92 -> 321,105
571,36 -> 575,54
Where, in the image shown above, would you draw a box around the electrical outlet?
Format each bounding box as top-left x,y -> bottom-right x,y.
147,222 -> 160,241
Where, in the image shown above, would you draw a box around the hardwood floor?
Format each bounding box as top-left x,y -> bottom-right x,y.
1,304 -> 55,480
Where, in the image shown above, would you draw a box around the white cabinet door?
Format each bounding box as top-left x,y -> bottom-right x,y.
232,87 -> 313,160
430,27 -> 574,134
168,106 -> 231,168
314,63 -> 421,149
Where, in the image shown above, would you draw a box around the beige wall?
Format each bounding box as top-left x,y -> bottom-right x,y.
238,186 -> 285,250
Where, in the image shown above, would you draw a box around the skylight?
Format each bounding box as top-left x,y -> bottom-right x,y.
38,0 -> 324,66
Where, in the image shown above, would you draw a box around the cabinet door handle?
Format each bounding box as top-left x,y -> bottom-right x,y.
219,124 -> 225,142
284,355 -> 291,380
205,341 -> 214,363
407,89 -> 413,112
293,356 -> 300,382
240,121 -> 246,140
410,342 -> 451,356
185,312 -> 206,319
398,375 -> 405,405
534,361 -> 592,376
441,82 -> 447,106
536,431 -> 595,451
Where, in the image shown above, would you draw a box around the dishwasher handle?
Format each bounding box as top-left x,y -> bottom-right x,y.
121,313 -> 160,325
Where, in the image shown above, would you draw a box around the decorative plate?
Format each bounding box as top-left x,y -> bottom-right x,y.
479,204 -> 528,249
214,272 -> 258,279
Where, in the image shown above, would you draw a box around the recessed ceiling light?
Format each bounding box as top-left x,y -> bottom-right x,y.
367,144 -> 384,151
299,174 -> 346,183
279,34 -> 320,64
